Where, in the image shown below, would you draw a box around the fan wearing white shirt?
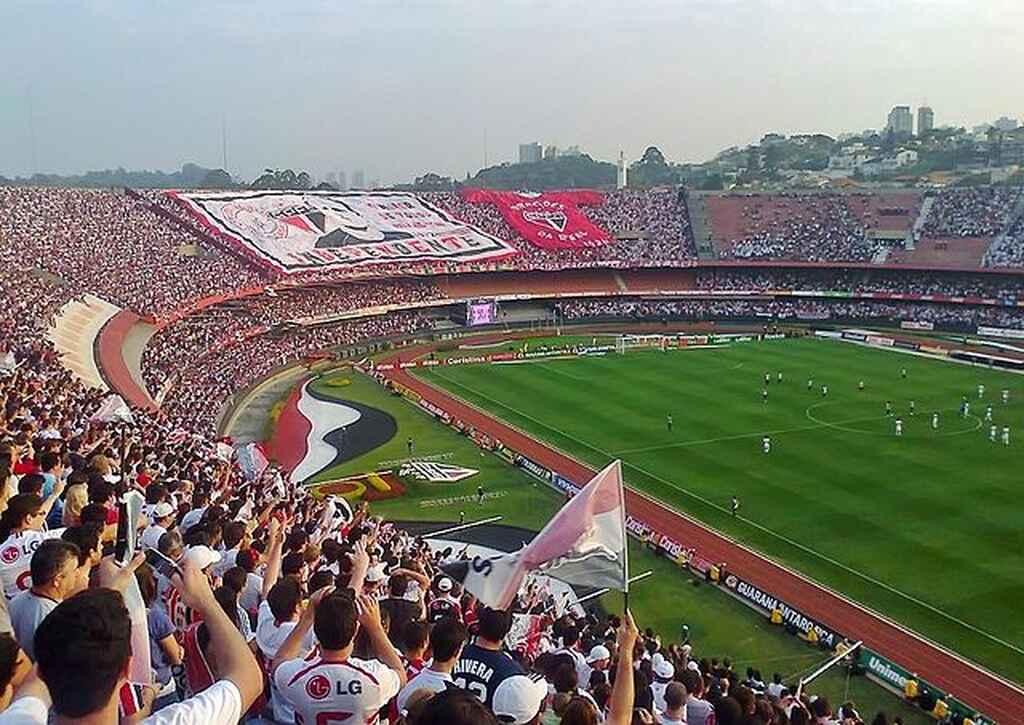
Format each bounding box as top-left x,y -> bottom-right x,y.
650,655 -> 675,714
396,616 -> 467,712
657,682 -> 689,725
140,502 -> 177,551
553,626 -> 588,688
211,520 -> 249,579
272,589 -> 406,725
4,558 -> 263,725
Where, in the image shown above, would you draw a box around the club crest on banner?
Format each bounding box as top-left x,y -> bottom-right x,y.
523,209 -> 568,232
167,190 -> 517,273
399,460 -> 479,483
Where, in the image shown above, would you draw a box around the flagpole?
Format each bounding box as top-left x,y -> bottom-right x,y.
618,458 -> 626,610
421,515 -> 503,539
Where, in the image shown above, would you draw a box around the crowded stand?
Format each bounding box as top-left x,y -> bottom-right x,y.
556,296 -> 1024,330
919,188 -> 1021,239
708,194 -> 880,262
141,280 -> 443,397
424,189 -> 697,269
695,267 -> 1024,299
0,188 -> 266,319
983,213 -> 1024,268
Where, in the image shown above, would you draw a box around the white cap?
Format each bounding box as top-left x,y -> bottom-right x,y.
653,656 -> 675,680
184,545 -> 221,571
687,661 -> 701,672
586,645 -> 611,664
152,502 -> 176,519
493,674 -> 548,724
437,577 -> 453,593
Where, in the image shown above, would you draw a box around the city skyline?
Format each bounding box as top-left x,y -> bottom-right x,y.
1,0 -> 1022,185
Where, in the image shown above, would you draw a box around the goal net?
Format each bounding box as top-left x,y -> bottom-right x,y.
615,334 -> 670,354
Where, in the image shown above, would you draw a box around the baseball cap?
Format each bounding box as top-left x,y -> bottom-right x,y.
586,645 -> 611,663
493,674 -> 548,725
437,576 -> 453,593
184,545 -> 221,571
652,655 -> 675,680
152,502 -> 176,519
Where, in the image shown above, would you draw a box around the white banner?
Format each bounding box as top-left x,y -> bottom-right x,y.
977,325 -> 1024,340
900,320 -> 934,331
169,190 -> 516,273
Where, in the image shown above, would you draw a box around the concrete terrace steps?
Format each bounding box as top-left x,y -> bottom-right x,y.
45,294 -> 121,391
685,192 -> 717,259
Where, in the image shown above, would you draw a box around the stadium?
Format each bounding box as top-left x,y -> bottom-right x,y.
0,179 -> 1022,725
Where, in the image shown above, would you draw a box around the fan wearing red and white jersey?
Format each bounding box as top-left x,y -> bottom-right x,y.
272,588 -> 406,725
0,493 -> 67,600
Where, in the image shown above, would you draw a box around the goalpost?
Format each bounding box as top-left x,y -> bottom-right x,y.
615,334 -> 671,354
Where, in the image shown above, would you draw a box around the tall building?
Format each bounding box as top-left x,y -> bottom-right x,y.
993,116 -> 1020,132
616,151 -> 627,189
916,106 -> 934,135
351,169 -> 366,189
886,106 -> 913,135
518,142 -> 542,164
338,171 -> 348,190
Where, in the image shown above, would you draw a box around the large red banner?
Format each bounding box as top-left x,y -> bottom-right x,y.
463,189 -> 613,250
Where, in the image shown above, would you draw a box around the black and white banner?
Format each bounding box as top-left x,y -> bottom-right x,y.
168,190 -> 517,273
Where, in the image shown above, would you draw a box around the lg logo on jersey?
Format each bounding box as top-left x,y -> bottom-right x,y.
305,674 -> 364,700
306,675 -> 331,700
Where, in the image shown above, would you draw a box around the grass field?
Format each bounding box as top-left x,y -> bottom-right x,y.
412,335 -> 1024,683
305,372 -> 931,723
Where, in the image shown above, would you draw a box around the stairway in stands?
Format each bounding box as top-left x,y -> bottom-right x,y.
908,195 -> 935,250
685,192 -> 717,259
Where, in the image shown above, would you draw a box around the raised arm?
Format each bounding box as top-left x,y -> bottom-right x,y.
174,560 -> 263,709
261,516 -> 286,600
358,594 -> 407,689
607,609 -> 639,725
270,586 -> 331,675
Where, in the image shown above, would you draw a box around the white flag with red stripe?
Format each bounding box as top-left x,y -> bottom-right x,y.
446,460 -> 628,609
90,394 -> 134,424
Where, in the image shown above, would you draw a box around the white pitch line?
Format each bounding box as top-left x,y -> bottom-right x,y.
613,413 -> 893,456
536,362 -> 591,382
426,368 -> 1024,660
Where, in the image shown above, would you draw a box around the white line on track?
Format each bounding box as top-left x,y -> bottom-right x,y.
426,367 -> 1024,660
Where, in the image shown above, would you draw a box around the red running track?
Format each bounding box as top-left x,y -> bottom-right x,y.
380,337 -> 1023,723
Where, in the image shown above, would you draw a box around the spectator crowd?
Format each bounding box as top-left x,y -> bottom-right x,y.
141,280 -> 443,398
711,194 -> 880,263
920,188 -> 1021,239
556,297 -> 1024,330
695,268 -> 1024,299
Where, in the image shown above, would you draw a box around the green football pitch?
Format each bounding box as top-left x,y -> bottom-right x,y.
413,335 -> 1024,682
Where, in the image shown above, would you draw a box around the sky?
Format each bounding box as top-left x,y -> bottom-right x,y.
1,0 -> 1022,185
